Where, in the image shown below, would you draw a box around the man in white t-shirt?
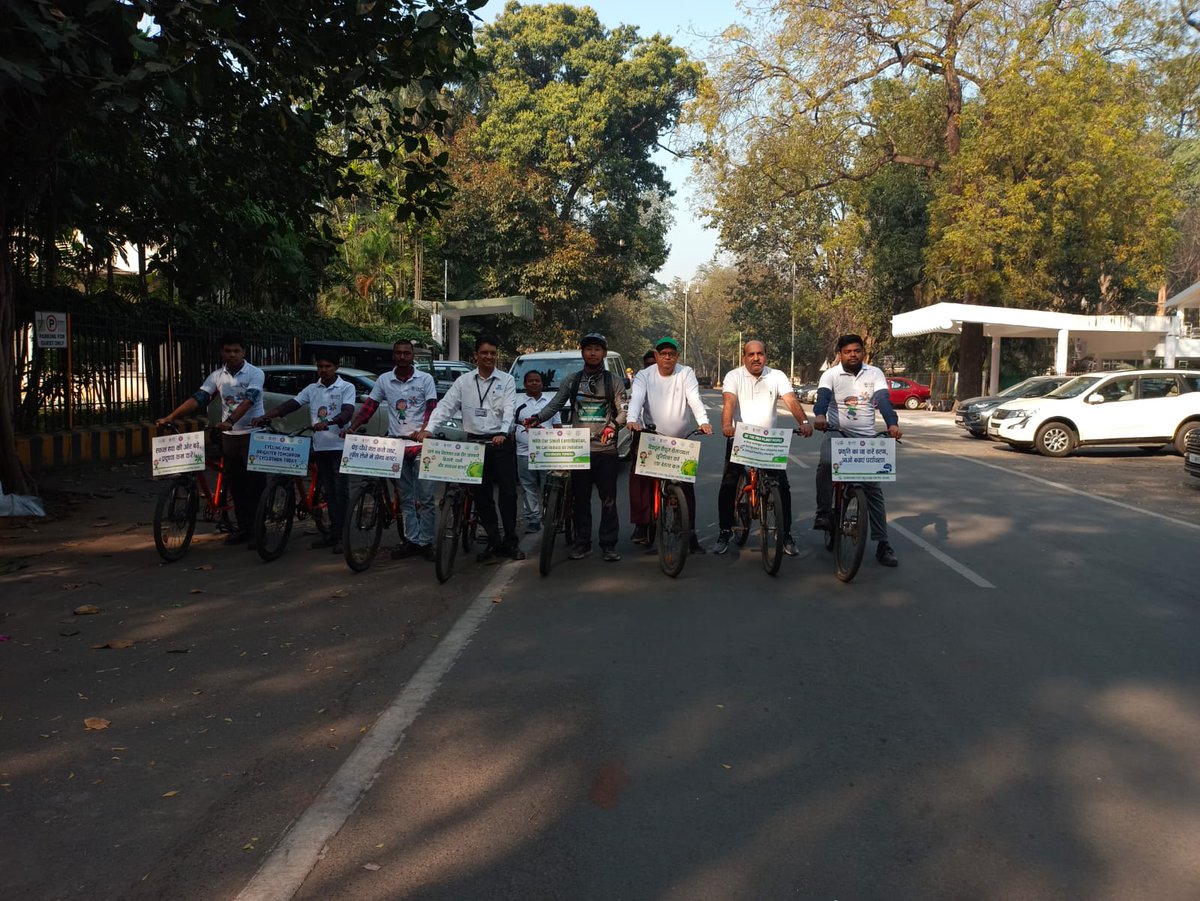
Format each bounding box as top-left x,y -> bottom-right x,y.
627,336 -> 713,551
512,369 -> 560,532
253,352 -> 356,552
157,332 -> 265,546
345,339 -> 439,560
812,334 -> 902,567
714,340 -> 813,555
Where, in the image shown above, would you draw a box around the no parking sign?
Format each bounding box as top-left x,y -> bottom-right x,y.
36,311 -> 68,348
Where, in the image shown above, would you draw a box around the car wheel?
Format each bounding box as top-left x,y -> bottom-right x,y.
1034,421 -> 1076,457
968,429 -> 988,439
1173,419 -> 1200,456
904,395 -> 921,410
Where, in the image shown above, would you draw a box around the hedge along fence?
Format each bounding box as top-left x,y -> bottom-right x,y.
13,288 -> 436,435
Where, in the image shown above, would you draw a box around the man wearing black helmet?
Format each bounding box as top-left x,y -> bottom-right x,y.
526,332 -> 628,562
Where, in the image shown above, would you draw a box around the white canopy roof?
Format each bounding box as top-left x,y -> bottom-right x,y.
891,302 -> 1172,343
1164,280 -> 1200,312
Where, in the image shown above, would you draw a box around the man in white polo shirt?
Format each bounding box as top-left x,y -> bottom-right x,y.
345,339 -> 439,560
714,339 -> 813,555
157,332 -> 265,546
812,334 -> 902,567
627,336 -> 712,552
253,351 -> 356,552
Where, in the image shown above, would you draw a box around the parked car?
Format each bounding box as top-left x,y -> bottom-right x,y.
795,382 -> 819,404
299,340 -> 433,377
249,365 -> 387,436
432,359 -> 472,399
508,349 -> 632,459
955,375 -> 1074,438
888,376 -> 932,410
1186,427 -> 1200,479
988,369 -> 1200,457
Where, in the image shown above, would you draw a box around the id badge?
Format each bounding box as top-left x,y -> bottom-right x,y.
474,407 -> 488,418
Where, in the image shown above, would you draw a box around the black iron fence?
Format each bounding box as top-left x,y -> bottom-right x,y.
14,311 -> 299,434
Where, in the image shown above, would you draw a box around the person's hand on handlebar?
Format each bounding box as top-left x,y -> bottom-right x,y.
699,423 -> 713,436
249,415 -> 269,428
795,422 -> 814,438
312,421 -> 329,432
155,415 -> 174,428
414,429 -> 431,442
628,422 -> 643,432
722,422 -> 735,438
599,426 -> 615,445
886,423 -> 902,440
522,416 -> 541,430
213,421 -> 233,432
491,434 -> 506,447
813,415 -> 829,431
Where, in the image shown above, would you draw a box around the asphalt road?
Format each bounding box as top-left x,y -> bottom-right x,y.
3,397 -> 1199,900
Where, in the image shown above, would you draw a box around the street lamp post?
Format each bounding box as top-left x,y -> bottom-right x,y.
683,282 -> 690,366
789,260 -> 796,384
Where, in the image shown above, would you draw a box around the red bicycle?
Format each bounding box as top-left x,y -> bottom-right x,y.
253,426 -> 329,562
152,424 -> 235,562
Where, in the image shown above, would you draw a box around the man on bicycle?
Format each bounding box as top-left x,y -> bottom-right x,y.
345,339 -> 439,560
418,336 -> 523,563
626,337 -> 713,552
252,351 -> 355,553
714,340 -> 813,555
156,332 -> 265,546
525,332 -> 627,562
512,369 -> 560,534
812,334 -> 902,567
627,348 -> 659,545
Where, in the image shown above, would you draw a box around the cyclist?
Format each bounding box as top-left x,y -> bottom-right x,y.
627,348 -> 659,545
714,339 -> 813,555
344,339 -> 438,560
812,334 -> 902,568
525,332 -> 627,562
417,336 -> 523,563
156,332 -> 265,546
251,351 -> 355,552
626,337 -> 713,552
512,369 -> 560,533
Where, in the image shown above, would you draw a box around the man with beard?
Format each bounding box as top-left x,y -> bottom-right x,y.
812,334 -> 902,567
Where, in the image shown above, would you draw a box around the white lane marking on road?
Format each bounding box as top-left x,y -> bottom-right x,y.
909,440 -> 1200,533
887,521 -> 996,589
233,561 -> 521,901
789,453 -> 810,469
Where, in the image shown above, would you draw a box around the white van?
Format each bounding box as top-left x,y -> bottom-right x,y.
508,349 -> 631,459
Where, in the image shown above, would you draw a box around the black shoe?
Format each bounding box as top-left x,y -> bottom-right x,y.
507,546 -> 527,561
415,544 -> 434,561
812,514 -> 832,532
391,542 -> 421,560
224,531 -> 250,546
876,542 -> 898,567
631,524 -> 650,545
568,545 -> 591,560
311,535 -> 337,550
782,535 -> 798,557
476,546 -> 500,564
689,533 -> 707,555
602,548 -> 621,562
714,530 -> 732,554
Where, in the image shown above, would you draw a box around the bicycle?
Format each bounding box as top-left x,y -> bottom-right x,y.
638,428 -> 704,579
432,435 -> 491,583
731,429 -> 806,576
342,474 -> 404,573
252,426 -> 329,562
152,423 -> 235,563
537,467 -> 575,577
821,433 -> 898,583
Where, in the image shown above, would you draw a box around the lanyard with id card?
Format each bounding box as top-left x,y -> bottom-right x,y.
474,375 -> 495,420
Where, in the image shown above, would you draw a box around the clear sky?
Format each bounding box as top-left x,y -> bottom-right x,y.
475,0 -> 744,285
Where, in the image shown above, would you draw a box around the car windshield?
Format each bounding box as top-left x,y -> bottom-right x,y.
510,357 -> 584,391
1046,375 -> 1102,398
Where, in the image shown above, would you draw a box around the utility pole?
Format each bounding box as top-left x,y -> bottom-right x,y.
682,281 -> 690,366
790,260 -> 796,384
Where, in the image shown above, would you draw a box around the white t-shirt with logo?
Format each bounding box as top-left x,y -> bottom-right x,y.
628,364 -> 709,438
512,394 -> 560,455
818,362 -> 888,437
721,365 -> 794,429
369,368 -> 438,439
294,376 -> 356,452
200,362 -> 265,434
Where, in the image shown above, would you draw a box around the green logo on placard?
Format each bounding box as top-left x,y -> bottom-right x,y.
680,459 -> 698,476
466,461 -> 484,478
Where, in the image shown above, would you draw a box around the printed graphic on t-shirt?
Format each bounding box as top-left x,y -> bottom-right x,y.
317,405 -> 329,423
841,382 -> 877,420
395,397 -> 408,422
224,393 -> 242,412
577,401 -> 607,422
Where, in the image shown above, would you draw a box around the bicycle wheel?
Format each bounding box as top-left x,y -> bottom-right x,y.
760,482 -> 784,576
834,485 -> 868,582
435,486 -> 464,583
732,473 -> 751,546
343,481 -> 385,572
562,477 -> 575,546
539,478 -> 565,577
255,477 -> 296,562
153,477 -> 198,562
460,494 -> 478,552
657,483 -> 689,578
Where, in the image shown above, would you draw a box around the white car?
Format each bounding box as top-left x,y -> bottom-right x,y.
988,369 -> 1200,457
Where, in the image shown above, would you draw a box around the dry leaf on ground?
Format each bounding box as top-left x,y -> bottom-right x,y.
363,863 -> 381,871
162,790 -> 178,798
73,605 -> 102,616
193,564 -> 212,571
330,588 -> 349,598
84,717 -> 111,730
92,639 -> 135,650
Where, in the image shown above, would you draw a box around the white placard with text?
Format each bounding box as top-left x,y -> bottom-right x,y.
830,436 -> 897,482
339,434 -> 408,478
633,432 -> 701,483
527,427 -> 592,471
418,438 -> 486,484
729,422 -> 793,470
247,432 -> 311,476
151,431 -> 206,477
